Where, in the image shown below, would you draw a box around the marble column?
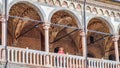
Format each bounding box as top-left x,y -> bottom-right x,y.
80,30 -> 87,57
43,23 -> 50,52
1,17 -> 7,62
112,36 -> 119,62
1,18 -> 7,46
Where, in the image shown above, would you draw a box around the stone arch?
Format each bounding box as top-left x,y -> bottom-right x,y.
87,17 -> 114,58
8,2 -> 45,51
48,8 -> 82,27
49,10 -> 82,55
86,16 -> 114,34
8,0 -> 45,21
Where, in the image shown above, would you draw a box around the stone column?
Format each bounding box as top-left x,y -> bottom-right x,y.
112,36 -> 119,62
1,17 -> 7,63
1,18 -> 7,46
43,23 -> 51,67
43,23 -> 50,52
80,30 -> 87,57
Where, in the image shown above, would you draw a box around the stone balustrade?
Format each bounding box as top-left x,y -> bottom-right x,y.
0,46 -> 120,68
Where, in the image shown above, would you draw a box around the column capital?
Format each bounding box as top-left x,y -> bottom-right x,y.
43,23 -> 50,30
112,35 -> 119,42
80,30 -> 86,36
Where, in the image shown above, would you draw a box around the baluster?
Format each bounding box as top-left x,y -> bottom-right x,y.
19,51 -> 21,63
100,61 -> 102,68
54,55 -> 56,67
104,62 -> 107,68
40,54 -> 42,65
15,50 -> 18,63
63,56 -> 66,68
11,49 -> 14,62
30,53 -> 32,64
33,53 -> 36,65
79,59 -> 81,68
7,49 -> 10,61
115,63 -> 117,68
70,57 -> 72,68
36,53 -> 39,65
72,58 -> 75,68
57,55 -> 59,67
91,60 -> 93,68
82,59 -> 85,68
22,51 -> 25,63
96,61 -> 99,68
109,63 -> 111,68
60,56 -> 62,67
102,61 -> 104,68
94,61 -> 97,68
88,60 -> 91,68
44,54 -> 45,65
26,48 -> 29,64
107,63 -> 109,68
110,63 -> 112,68
76,58 -> 78,68
113,63 -> 115,68
66,55 -> 69,68
50,55 -> 52,66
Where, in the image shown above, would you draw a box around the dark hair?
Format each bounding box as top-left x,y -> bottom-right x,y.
54,47 -> 59,53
